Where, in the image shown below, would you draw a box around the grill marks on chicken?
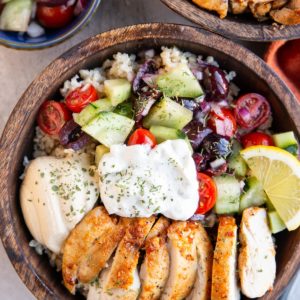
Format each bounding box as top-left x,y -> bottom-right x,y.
62,207 -> 120,294
238,207 -> 276,298
139,217 -> 170,300
211,216 -> 240,300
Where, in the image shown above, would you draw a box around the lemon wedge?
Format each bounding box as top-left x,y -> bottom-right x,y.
240,146 -> 300,231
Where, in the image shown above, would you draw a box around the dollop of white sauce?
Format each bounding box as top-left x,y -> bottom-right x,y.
20,153 -> 99,254
99,140 -> 198,220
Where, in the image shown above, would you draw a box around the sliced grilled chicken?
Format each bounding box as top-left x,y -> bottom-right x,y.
270,0 -> 300,25
192,0 -> 229,18
249,2 -> 272,18
187,223 -> 213,300
100,217 -> 156,299
139,217 -> 170,300
87,259 -> 141,300
211,216 -> 240,300
271,0 -> 289,9
62,206 -> 118,294
161,221 -> 198,300
230,0 -> 248,14
239,207 -> 276,298
77,220 -> 125,283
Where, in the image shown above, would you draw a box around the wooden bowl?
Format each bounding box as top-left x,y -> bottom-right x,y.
0,23 -> 299,300
265,40 -> 300,101
161,0 -> 300,41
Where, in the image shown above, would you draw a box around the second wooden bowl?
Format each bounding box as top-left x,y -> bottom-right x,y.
161,0 -> 300,41
0,23 -> 300,300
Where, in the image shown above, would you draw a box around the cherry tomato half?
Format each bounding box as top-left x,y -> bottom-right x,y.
241,132 -> 274,148
65,84 -> 98,113
195,172 -> 217,215
127,128 -> 157,148
37,4 -> 74,29
37,100 -> 71,135
234,93 -> 271,130
207,107 -> 237,138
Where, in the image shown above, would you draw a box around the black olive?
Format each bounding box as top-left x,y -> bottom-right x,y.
201,133 -> 232,159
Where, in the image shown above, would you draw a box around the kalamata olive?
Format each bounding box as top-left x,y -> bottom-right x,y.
202,66 -> 229,101
205,162 -> 228,177
133,60 -> 157,93
59,119 -> 91,151
193,153 -> 209,172
174,98 -> 200,112
183,121 -> 212,150
201,133 -> 232,159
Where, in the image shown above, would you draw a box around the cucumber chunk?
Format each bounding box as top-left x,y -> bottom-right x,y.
272,131 -> 298,149
228,139 -> 248,177
95,145 -> 110,166
143,97 -> 193,130
239,177 -> 267,212
73,99 -> 113,127
156,64 -> 203,98
149,125 -> 192,151
104,79 -> 131,106
114,101 -> 134,119
284,144 -> 299,156
82,112 -> 135,147
0,0 -> 32,32
213,175 -> 241,214
268,211 -> 286,234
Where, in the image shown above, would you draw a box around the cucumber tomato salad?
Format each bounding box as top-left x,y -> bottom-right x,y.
20,47 -> 300,299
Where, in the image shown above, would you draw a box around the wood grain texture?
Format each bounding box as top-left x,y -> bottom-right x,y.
0,23 -> 299,300
161,0 -> 300,41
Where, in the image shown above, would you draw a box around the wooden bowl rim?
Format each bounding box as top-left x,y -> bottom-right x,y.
0,23 -> 300,299
161,0 -> 300,41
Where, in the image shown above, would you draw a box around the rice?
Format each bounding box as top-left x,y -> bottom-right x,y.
160,46 -> 188,70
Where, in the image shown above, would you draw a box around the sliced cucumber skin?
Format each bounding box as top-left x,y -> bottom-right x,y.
239,177 -> 267,213
228,140 -> 248,177
272,131 -> 298,149
156,64 -> 203,98
149,125 -> 186,143
213,175 -> 241,214
82,112 -> 135,147
0,0 -> 32,32
268,211 -> 286,234
104,79 -> 131,106
95,145 -> 110,166
114,101 -> 134,119
73,99 -> 113,127
143,97 -> 193,130
284,144 -> 299,156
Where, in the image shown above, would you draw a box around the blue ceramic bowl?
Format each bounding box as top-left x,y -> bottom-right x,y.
0,0 -> 101,50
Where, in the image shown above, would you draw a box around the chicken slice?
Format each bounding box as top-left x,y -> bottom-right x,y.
101,217 -> 156,299
249,1 -> 272,19
192,0 -> 229,18
187,223 -> 213,300
270,0 -> 300,24
161,221 -> 198,300
62,206 -> 118,294
230,0 -> 249,14
139,217 -> 170,300
239,207 -> 276,298
211,216 -> 240,300
87,259 -> 141,300
77,220 -> 125,283
271,0 -> 288,9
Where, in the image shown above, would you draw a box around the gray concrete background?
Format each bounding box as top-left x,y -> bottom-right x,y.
0,0 -> 299,299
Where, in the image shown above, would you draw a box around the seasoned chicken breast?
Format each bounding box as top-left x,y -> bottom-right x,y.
230,0 -> 248,14
77,220 -> 125,283
211,216 -> 240,300
270,0 -> 300,24
239,207 -> 276,298
161,221 -> 198,300
192,0 -> 229,18
62,206 -> 118,294
139,217 -> 170,300
87,259 -> 141,300
249,1 -> 272,18
100,217 -> 156,300
187,223 -> 213,300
